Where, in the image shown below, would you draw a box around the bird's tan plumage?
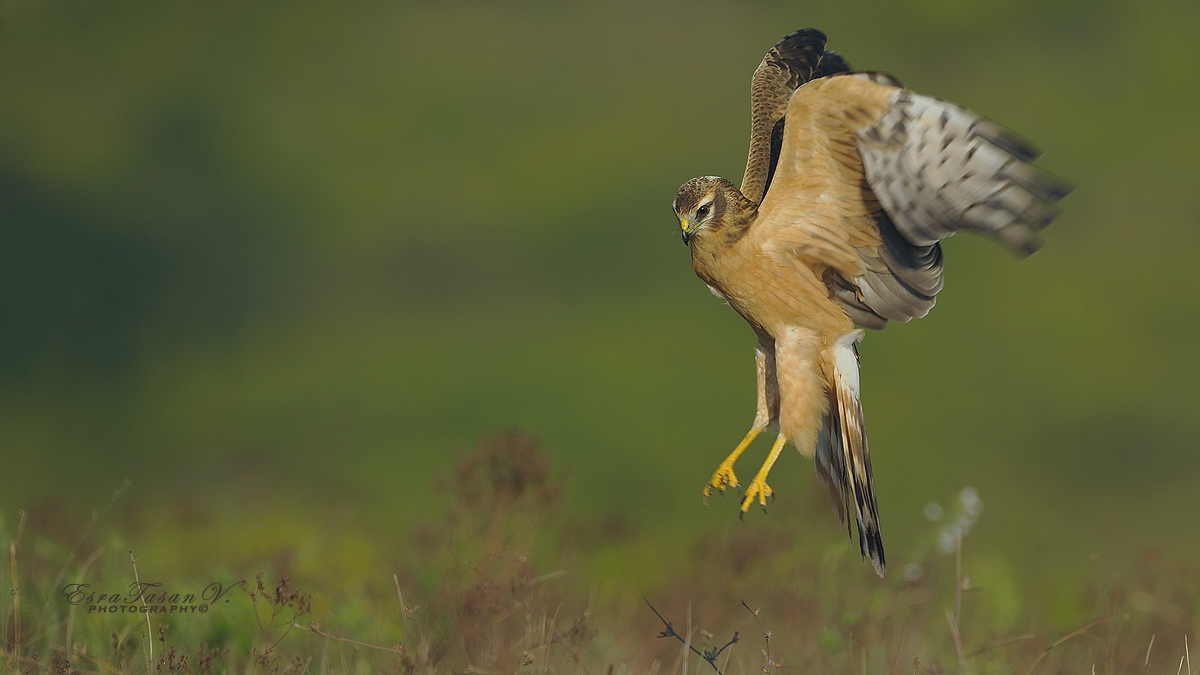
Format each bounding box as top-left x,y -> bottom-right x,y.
674,29 -> 1071,576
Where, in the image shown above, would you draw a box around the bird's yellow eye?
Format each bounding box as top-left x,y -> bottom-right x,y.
697,204 -> 710,218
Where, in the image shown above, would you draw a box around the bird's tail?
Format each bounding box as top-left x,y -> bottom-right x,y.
815,330 -> 885,576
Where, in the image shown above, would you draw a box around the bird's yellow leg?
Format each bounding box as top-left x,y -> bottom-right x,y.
703,425 -> 765,501
741,435 -> 789,514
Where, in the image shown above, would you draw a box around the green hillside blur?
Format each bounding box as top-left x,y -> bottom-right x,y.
1,0 -> 1197,588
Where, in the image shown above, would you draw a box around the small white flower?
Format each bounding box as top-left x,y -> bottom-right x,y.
904,563 -> 923,582
923,502 -> 943,522
937,487 -> 984,554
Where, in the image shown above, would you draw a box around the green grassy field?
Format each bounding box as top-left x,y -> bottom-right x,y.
1,0 -> 1198,671
2,433 -> 1196,673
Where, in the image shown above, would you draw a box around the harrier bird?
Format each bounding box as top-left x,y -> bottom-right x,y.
673,29 -> 1070,575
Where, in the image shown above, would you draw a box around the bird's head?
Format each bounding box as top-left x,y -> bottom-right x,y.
672,176 -> 752,246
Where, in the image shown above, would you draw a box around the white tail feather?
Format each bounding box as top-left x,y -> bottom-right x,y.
818,330 -> 885,576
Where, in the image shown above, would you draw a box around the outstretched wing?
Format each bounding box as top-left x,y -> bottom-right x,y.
756,73 -> 1072,329
755,74 -> 1069,571
741,29 -> 851,205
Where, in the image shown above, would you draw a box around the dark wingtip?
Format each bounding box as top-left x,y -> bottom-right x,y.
769,29 -> 828,79
997,136 -> 1041,163
777,30 -> 854,82
813,49 -> 852,78
1036,174 -> 1075,202
1006,164 -> 1076,205
977,123 -> 1042,163
776,27 -> 828,50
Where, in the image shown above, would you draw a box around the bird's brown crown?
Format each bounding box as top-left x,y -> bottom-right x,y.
673,176 -> 731,217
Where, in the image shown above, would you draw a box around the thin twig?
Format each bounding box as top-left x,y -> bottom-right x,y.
9,510 -> 27,659
968,632 -> 1035,657
129,550 -> 153,668
1186,634 -> 1191,675
682,604 -> 692,675
741,601 -> 772,673
393,574 -> 409,644
269,618 -> 299,652
296,623 -> 406,654
955,530 -> 963,627
1023,617 -> 1113,675
644,599 -> 736,675
1145,634 -> 1156,671
951,530 -> 966,675
946,610 -> 967,674
65,547 -> 106,656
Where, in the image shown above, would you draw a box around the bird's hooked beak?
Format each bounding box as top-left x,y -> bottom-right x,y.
680,217 -> 694,245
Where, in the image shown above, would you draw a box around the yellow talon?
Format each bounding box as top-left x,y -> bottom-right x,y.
703,463 -> 740,500
702,425 -> 764,503
740,476 -> 774,512
739,435 -> 789,514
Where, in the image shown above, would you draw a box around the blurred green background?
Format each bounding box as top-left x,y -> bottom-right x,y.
1,0 -> 1197,590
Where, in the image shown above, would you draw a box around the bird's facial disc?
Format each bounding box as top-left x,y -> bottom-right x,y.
673,176 -> 726,245
679,195 -> 715,245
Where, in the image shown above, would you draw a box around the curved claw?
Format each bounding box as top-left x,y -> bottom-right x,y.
738,434 -> 788,516
703,464 -> 740,503
702,426 -> 765,504
740,476 -> 774,513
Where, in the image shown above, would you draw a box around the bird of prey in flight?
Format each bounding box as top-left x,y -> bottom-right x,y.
672,28 -> 1071,575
